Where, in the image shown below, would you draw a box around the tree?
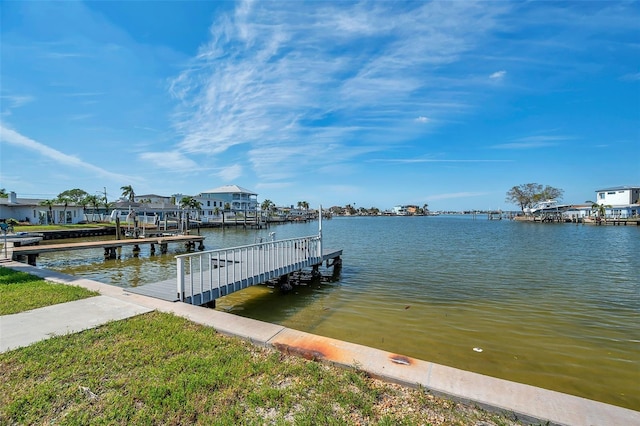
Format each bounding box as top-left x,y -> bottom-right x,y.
537,185 -> 564,203
0,188 -> 7,198
180,196 -> 202,211
586,201 -> 611,220
120,185 -> 135,202
506,183 -> 564,212
56,194 -> 71,225
261,199 -> 275,212
84,195 -> 101,221
58,189 -> 89,205
39,199 -> 55,224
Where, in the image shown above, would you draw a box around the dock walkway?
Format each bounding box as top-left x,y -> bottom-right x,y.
8,235 -> 206,265
128,236 -> 342,305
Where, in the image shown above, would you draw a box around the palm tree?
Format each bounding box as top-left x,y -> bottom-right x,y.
84,195 -> 100,222
56,195 -> 71,225
180,196 -> 202,212
39,199 -> 55,224
120,185 -> 135,202
586,201 -> 611,221
261,199 -> 274,212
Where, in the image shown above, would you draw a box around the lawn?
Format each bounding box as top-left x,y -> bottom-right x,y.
0,267 -> 523,425
0,267 -> 99,315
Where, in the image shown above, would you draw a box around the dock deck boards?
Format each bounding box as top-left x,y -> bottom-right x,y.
10,235 -> 205,255
127,249 -> 342,303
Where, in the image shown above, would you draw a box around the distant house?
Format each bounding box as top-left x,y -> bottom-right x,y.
593,186 -> 640,218
198,185 -> 258,213
392,205 -> 418,215
133,194 -> 173,206
0,192 -> 84,225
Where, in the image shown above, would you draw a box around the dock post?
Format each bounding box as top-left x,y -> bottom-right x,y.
27,254 -> 37,266
177,257 -> 185,302
318,204 -> 323,264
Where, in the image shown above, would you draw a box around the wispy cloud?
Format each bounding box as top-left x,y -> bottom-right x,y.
217,164 -> 243,181
489,70 -> 506,79
0,94 -> 34,109
0,124 -> 134,181
168,1 -> 510,182
371,158 -> 511,163
490,135 -> 575,149
620,72 -> 640,81
139,151 -> 199,171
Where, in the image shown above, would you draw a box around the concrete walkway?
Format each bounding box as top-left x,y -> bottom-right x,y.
1,261 -> 638,426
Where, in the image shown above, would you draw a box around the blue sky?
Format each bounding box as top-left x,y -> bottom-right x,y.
1,1 -> 638,211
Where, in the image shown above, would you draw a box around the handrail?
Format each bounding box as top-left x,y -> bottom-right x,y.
176,235 -> 322,303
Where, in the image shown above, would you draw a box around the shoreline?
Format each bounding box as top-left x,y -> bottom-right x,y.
2,261 -> 638,425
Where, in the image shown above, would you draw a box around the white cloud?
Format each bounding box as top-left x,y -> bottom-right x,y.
168,1 -> 510,181
620,72 -> 640,81
217,164 -> 243,181
491,135 -> 574,149
0,123 -> 134,181
489,70 -> 506,79
0,95 -> 34,109
139,151 -> 199,171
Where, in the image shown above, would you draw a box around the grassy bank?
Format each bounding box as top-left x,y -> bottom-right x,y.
13,223 -> 116,232
0,267 -> 98,314
0,267 -> 524,425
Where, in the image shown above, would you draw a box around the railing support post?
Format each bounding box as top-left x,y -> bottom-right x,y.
318,204 -> 323,264
177,257 -> 185,301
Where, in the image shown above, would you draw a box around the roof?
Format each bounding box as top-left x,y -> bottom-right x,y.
0,198 -> 78,207
200,185 -> 257,195
135,194 -> 170,199
595,186 -> 640,192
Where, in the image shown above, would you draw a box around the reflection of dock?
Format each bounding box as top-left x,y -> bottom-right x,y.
9,235 -> 205,266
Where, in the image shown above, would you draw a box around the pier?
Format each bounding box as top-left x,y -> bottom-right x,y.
8,235 -> 206,266
128,236 -> 342,306
129,212 -> 342,307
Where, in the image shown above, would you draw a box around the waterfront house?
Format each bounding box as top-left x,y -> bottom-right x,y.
198,185 -> 258,213
593,186 -> 640,218
0,192 -> 84,225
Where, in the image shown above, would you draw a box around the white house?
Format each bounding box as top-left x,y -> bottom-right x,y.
0,192 -> 85,225
199,185 -> 257,213
592,186 -> 640,218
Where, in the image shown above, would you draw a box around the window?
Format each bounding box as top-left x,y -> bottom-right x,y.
598,193 -> 605,199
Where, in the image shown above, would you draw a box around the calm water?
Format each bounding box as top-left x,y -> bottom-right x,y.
36,216 -> 640,410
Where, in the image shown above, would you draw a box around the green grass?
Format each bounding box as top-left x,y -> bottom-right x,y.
0,267 -> 99,314
0,312 -> 523,425
13,223 -> 116,232
0,267 -> 524,425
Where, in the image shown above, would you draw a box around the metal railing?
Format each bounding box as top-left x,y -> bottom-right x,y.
175,235 -> 322,304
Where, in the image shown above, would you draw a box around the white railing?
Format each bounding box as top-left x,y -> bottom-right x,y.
175,235 -> 322,304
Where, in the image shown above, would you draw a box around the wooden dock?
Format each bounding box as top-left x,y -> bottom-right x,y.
127,236 -> 342,306
9,235 -> 206,266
